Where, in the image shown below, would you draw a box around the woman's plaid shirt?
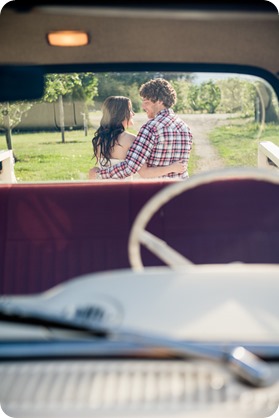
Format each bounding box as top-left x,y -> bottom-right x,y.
98,108 -> 193,179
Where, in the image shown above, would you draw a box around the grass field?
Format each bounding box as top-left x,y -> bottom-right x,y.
209,122 -> 279,167
0,119 -> 278,182
0,129 -> 94,182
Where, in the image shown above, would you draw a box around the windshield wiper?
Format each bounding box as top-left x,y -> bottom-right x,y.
0,303 -> 274,388
0,304 -> 108,336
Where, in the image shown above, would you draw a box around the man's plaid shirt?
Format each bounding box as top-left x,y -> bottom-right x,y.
98,108 -> 193,179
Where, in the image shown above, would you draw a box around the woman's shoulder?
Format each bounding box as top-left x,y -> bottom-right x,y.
118,131 -> 136,147
110,131 -> 136,160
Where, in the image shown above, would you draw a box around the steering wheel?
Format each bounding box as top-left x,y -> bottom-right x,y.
128,168 -> 279,270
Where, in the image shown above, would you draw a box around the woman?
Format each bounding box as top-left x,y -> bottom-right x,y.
91,96 -> 186,180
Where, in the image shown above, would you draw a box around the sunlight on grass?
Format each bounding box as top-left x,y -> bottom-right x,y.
1,121 -> 278,182
209,123 -> 279,167
0,129 -> 95,181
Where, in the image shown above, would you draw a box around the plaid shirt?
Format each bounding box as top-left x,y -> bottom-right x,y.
98,108 -> 193,179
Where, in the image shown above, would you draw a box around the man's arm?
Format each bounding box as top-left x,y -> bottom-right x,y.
138,160 -> 186,178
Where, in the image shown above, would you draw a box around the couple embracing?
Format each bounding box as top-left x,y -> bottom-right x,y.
89,78 -> 193,181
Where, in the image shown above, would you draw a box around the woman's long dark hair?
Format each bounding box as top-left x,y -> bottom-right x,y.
92,96 -> 131,166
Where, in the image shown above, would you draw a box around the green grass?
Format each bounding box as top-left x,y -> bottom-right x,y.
1,121 -> 278,182
0,129 -> 95,181
187,143 -> 198,176
209,122 -> 279,167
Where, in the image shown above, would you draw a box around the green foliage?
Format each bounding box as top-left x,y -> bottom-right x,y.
0,102 -> 33,130
216,78 -> 256,116
43,74 -> 82,102
43,73 -> 99,104
95,74 -> 126,105
209,122 -> 279,167
171,80 -> 192,113
67,73 -> 99,103
188,81 -> 221,113
95,73 -> 142,111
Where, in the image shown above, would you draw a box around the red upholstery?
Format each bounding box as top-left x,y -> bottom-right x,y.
1,177 -> 279,295
0,181 -> 169,295
0,185 -> 11,291
163,179 -> 279,264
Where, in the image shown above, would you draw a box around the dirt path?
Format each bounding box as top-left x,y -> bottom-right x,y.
181,114 -> 228,174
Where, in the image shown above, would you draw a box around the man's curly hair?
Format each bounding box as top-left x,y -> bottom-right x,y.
139,78 -> 177,108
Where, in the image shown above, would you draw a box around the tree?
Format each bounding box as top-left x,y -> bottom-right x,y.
65,73 -> 98,135
0,101 -> 33,152
171,79 -> 192,113
43,74 -> 82,143
216,78 -> 256,116
43,73 -> 98,142
188,81 -> 221,114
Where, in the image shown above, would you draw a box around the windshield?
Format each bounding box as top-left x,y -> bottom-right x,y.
1,71 -> 278,183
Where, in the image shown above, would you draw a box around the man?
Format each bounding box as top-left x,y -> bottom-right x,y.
88,78 -> 193,180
